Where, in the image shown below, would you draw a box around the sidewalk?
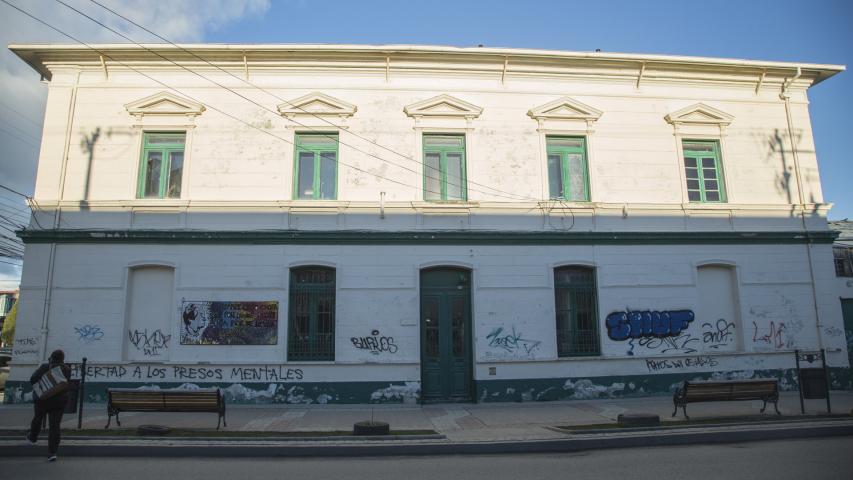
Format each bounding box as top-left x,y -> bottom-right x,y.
1,391 -> 851,443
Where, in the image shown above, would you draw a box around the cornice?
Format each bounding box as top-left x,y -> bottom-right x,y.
10,44 -> 843,88
17,229 -> 838,246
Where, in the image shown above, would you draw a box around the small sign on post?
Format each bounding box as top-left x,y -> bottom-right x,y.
795,349 -> 831,414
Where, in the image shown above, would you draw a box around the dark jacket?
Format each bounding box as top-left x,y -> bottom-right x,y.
30,362 -> 72,409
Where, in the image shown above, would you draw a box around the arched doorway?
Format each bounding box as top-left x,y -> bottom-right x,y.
420,267 -> 473,403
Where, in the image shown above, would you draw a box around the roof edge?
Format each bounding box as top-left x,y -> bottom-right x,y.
8,43 -> 846,85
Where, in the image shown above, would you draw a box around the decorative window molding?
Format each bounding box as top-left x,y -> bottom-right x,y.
124,91 -> 205,120
277,92 -> 357,119
665,103 -> 734,132
528,97 -> 602,130
404,94 -> 483,127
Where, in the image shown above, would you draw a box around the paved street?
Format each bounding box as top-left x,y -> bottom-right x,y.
2,436 -> 852,480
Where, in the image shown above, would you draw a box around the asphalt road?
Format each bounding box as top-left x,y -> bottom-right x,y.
2,436 -> 852,479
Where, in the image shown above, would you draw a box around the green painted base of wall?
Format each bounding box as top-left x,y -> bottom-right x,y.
475,368 -> 852,403
5,367 -> 851,405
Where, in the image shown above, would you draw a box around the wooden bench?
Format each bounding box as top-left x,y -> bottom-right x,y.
672,379 -> 780,420
105,388 -> 226,430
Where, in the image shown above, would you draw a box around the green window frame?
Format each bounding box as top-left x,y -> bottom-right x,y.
288,266 -> 336,361
137,132 -> 185,199
554,266 -> 600,357
546,136 -> 590,201
423,134 -> 467,201
294,133 -> 338,200
683,140 -> 726,203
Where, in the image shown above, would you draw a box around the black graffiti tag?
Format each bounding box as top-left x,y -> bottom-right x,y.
128,329 -> 171,356
702,319 -> 736,349
486,326 -> 542,355
351,330 -> 398,355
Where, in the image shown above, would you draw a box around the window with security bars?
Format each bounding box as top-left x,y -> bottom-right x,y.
288,267 -> 336,361
554,266 -> 600,357
294,133 -> 338,200
138,132 -> 185,198
683,140 -> 726,203
834,247 -> 853,277
547,136 -> 590,201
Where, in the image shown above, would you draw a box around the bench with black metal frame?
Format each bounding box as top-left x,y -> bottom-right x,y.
672,379 -> 780,420
105,388 -> 226,430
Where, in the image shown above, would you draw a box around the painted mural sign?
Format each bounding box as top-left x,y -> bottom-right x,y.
180,301 -> 278,345
606,309 -> 696,355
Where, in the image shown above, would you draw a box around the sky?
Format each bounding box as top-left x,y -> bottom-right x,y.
0,0 -> 851,289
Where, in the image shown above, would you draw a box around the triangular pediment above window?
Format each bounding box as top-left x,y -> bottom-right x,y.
277,92 -> 357,118
404,94 -> 483,119
124,91 -> 205,117
665,103 -> 733,126
527,97 -> 602,122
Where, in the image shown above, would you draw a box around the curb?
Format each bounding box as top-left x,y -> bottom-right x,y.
3,422 -> 853,458
0,434 -> 446,442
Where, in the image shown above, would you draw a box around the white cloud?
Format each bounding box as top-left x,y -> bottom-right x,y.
0,0 -> 270,287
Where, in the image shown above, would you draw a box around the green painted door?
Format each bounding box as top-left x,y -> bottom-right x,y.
420,268 -> 473,403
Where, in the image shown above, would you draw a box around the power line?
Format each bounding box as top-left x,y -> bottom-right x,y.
0,126 -> 39,148
0,100 -> 42,127
1,1 -> 454,203
0,258 -> 23,266
63,0 -> 534,203
85,0 -> 536,203
0,183 -> 30,199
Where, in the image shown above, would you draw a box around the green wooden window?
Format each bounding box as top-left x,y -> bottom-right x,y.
546,136 -> 590,201
683,140 -> 726,203
423,134 -> 467,201
288,266 -> 335,361
554,266 -> 600,357
294,133 -> 338,200
138,132 -> 185,199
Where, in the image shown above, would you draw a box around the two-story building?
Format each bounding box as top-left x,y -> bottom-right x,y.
4,44 -> 849,404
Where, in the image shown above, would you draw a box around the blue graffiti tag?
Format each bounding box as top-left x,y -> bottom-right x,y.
74,324 -> 105,344
605,310 -> 695,341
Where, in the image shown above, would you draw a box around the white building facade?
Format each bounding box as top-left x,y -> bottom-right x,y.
5,44 -> 850,404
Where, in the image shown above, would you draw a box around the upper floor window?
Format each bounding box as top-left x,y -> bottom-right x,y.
554,266 -> 600,357
294,133 -> 338,200
423,134 -> 467,201
138,132 -> 185,199
683,140 -> 726,203
835,246 -> 853,277
547,136 -> 589,201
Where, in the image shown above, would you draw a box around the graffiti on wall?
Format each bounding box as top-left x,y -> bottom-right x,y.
485,326 -> 542,357
645,356 -> 719,372
74,325 -> 104,344
606,310 -> 696,355
128,329 -> 171,356
351,330 -> 398,355
752,321 -> 788,349
12,336 -> 39,357
68,363 -> 305,382
701,319 -> 736,350
180,301 -> 278,345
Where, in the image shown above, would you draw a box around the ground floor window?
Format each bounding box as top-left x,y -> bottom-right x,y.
554,266 -> 600,356
288,266 -> 336,361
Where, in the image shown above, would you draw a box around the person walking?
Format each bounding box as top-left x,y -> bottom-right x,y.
26,349 -> 71,462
